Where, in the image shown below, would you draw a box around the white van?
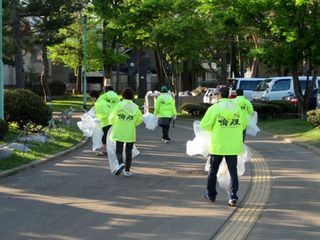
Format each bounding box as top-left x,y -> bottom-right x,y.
230,78 -> 266,100
252,76 -> 320,101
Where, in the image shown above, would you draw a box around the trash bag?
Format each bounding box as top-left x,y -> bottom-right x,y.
77,108 -> 103,151
186,121 -> 211,157
106,127 -> 140,174
215,145 -> 252,194
186,120 -> 252,195
143,113 -> 158,130
246,111 -> 260,136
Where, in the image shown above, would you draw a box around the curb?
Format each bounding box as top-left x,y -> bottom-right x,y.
263,131 -> 320,156
0,137 -> 89,179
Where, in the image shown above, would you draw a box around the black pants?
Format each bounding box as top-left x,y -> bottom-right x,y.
116,141 -> 134,171
102,125 -> 111,145
207,155 -> 239,200
160,118 -> 171,140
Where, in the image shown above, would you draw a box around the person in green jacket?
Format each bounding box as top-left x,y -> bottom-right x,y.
200,85 -> 247,207
154,86 -> 177,143
234,89 -> 254,142
109,88 -> 143,176
95,86 -> 120,156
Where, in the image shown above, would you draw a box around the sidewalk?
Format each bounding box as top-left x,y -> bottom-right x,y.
0,120 -> 319,239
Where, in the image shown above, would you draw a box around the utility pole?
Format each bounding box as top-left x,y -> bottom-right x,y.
0,0 -> 4,119
81,15 -> 87,109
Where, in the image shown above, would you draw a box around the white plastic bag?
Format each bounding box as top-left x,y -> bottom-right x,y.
186,121 -> 211,157
77,108 -> 103,150
246,111 -> 260,136
215,145 -> 252,194
106,127 -> 140,174
143,113 -> 158,130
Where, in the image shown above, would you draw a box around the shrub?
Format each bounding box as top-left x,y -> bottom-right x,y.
306,109 -> 320,127
269,100 -> 297,113
0,119 -> 9,140
253,102 -> 282,120
4,89 -> 52,129
181,103 -> 209,116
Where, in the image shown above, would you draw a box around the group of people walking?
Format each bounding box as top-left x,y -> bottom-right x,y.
89,84 -> 253,207
90,85 -> 176,177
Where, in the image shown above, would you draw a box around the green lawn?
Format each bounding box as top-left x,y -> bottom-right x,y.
49,94 -> 144,112
48,94 -> 93,112
0,124 -> 84,171
258,119 -> 320,148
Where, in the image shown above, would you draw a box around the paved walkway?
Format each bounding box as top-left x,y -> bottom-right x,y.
0,119 -> 319,240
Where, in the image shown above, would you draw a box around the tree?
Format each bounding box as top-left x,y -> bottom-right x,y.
22,0 -> 82,101
241,0 -> 320,118
3,0 -> 34,88
49,17 -> 101,94
92,0 -> 129,89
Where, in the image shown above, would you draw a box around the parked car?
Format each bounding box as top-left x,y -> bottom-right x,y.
252,76 -> 320,101
229,77 -> 266,100
203,88 -> 216,103
282,88 -> 319,110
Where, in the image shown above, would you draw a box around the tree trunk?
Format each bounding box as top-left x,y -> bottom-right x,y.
181,60 -> 191,91
219,49 -> 228,85
292,68 -> 306,119
154,50 -> 163,89
138,49 -> 147,98
41,45 -> 52,102
76,65 -> 82,94
230,36 -> 240,78
102,20 -> 113,87
13,2 -> 25,88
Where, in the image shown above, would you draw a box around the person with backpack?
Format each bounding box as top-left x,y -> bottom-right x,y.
200,85 -> 247,207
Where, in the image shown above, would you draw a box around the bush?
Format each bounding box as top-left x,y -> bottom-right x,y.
181,103 -> 210,116
0,119 -> 9,140
306,109 -> 320,127
4,89 -> 52,129
269,100 -> 297,113
253,102 -> 282,120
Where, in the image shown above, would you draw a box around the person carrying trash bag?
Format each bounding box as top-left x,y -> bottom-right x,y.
95,86 -> 120,156
154,86 -> 177,143
200,85 -> 248,207
109,88 -> 143,176
233,88 -> 254,142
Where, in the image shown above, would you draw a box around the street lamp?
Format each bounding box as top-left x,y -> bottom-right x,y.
0,0 -> 4,119
81,15 -> 87,109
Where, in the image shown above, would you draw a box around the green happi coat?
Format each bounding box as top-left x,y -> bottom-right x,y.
200,99 -> 247,155
154,93 -> 176,118
109,99 -> 143,143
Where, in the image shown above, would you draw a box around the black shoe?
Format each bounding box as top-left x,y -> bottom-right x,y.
228,199 -> 237,207
204,194 -> 216,202
115,163 -> 125,176
96,151 -> 108,156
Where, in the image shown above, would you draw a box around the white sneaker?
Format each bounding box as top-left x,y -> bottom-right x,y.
163,139 -> 170,143
228,199 -> 237,207
124,171 -> 132,177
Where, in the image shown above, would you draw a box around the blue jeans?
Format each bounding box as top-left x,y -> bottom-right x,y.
207,155 -> 239,200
